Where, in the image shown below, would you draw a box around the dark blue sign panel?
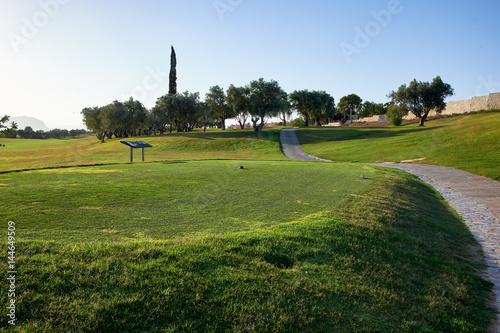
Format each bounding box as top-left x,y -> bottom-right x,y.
120,141 -> 152,162
120,141 -> 152,148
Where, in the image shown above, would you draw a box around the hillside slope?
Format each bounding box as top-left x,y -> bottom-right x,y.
296,111 -> 500,180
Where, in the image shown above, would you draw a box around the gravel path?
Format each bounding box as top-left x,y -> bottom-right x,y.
280,129 -> 500,330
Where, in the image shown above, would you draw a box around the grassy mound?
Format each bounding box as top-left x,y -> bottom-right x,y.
0,128 -> 286,173
0,165 -> 493,332
0,160 -> 372,243
0,120 -> 496,331
296,111 -> 500,180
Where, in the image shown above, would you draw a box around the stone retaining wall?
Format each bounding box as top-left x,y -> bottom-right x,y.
356,115 -> 387,123
404,92 -> 500,120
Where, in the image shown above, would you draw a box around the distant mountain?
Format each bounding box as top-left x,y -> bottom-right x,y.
10,116 -> 51,132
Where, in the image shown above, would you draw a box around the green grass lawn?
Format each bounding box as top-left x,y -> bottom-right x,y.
0,160 -> 373,243
0,162 -> 493,331
296,111 -> 500,180
0,128 -> 286,173
0,122 -> 496,331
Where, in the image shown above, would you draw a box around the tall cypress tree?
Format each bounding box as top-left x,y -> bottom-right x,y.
169,46 -> 177,95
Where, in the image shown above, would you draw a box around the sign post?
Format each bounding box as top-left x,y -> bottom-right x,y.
120,141 -> 153,162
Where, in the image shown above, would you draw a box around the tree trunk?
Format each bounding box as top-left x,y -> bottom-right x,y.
304,113 -> 310,127
257,121 -> 265,132
419,112 -> 429,126
252,117 -> 259,132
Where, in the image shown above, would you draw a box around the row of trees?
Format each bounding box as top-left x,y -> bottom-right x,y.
82,46 -> 454,140
82,78 -> 339,142
1,115 -> 87,140
331,76 -> 454,127
1,126 -> 87,139
81,77 -> 453,142
81,98 -> 153,142
13,127 -> 86,139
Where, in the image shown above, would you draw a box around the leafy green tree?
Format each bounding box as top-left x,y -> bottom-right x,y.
0,115 -> 17,138
48,129 -> 69,139
81,106 -> 106,142
17,126 -> 46,139
155,91 -> 202,132
151,99 -> 171,135
389,76 -> 454,126
358,101 -> 386,118
249,78 -> 287,132
290,90 -> 334,126
337,94 -> 362,122
179,91 -> 202,132
290,90 -> 311,126
277,92 -> 291,127
309,91 -> 335,126
123,98 -> 148,136
69,129 -> 87,138
100,101 -> 125,138
226,85 -> 251,129
206,85 -> 233,131
199,102 -> 211,132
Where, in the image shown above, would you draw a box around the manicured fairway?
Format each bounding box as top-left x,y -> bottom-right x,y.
0,160 -> 372,243
296,111 -> 500,180
0,162 -> 493,332
0,128 -> 286,173
0,121 -> 496,332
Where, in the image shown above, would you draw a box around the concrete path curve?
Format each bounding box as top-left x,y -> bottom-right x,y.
280,128 -> 331,162
280,128 -> 500,330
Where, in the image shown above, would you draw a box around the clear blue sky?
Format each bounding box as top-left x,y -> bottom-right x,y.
1,0 -> 499,129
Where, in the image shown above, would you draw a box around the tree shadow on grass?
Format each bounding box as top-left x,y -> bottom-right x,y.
297,126 -> 443,143
161,129 -> 281,143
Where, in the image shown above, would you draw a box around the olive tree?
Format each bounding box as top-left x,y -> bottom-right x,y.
389,76 -> 454,126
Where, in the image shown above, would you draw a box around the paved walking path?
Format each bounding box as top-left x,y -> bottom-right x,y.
280,128 -> 331,162
280,128 -> 500,331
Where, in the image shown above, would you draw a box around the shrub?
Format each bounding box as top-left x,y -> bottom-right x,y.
386,105 -> 408,126
290,118 -> 306,127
